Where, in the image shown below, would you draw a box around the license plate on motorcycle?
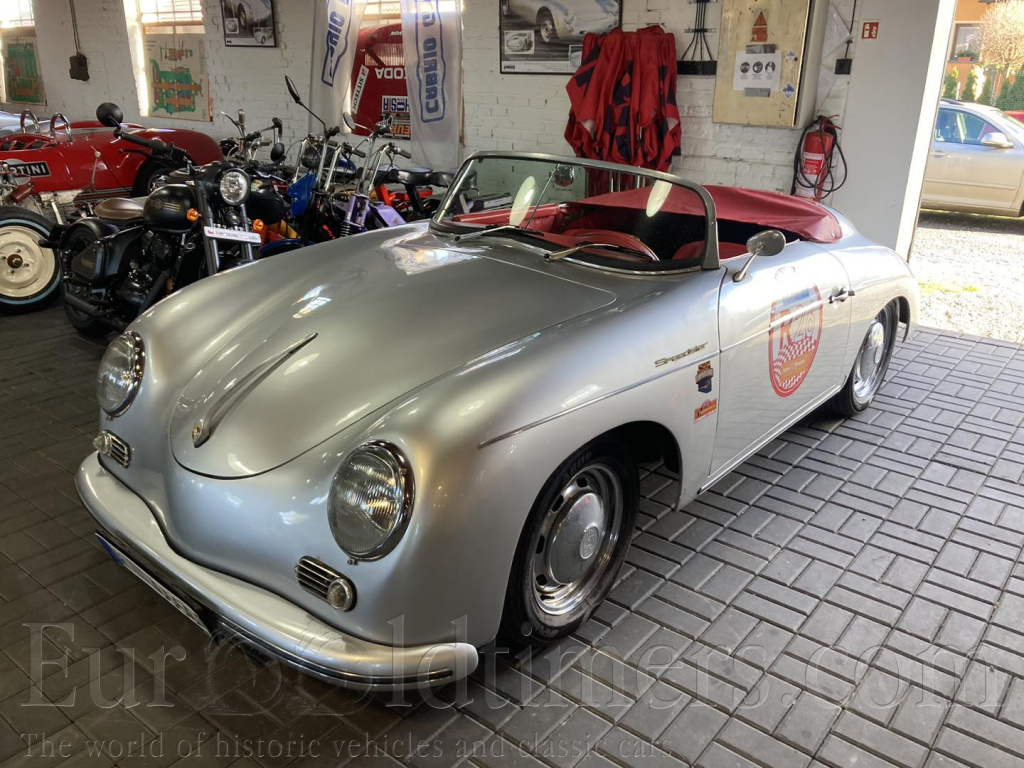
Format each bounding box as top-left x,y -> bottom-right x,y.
204,226 -> 261,244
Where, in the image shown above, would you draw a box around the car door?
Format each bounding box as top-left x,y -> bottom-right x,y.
923,107 -> 1024,214
710,242 -> 852,481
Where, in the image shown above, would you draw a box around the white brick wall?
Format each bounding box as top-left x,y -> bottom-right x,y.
463,0 -> 860,194
7,0 -> 861,190
2,0 -> 315,148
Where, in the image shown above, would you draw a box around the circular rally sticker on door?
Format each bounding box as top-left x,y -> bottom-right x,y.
769,273 -> 823,398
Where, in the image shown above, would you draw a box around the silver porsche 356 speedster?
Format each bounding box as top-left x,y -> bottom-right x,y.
78,152 -> 918,690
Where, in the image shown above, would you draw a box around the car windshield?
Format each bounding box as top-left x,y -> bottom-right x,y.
433,155 -> 711,270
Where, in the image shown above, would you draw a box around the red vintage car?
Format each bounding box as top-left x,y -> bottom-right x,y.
0,108 -> 222,313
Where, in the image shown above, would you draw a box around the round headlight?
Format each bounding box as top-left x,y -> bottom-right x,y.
96,332 -> 144,416
328,442 -> 413,559
219,169 -> 250,206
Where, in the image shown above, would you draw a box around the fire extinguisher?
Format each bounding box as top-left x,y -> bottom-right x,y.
792,116 -> 847,202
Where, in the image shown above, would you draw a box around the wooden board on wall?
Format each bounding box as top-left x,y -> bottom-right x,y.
713,0 -> 812,127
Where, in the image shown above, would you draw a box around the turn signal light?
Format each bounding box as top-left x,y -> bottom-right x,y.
186,208 -> 200,222
252,218 -> 265,232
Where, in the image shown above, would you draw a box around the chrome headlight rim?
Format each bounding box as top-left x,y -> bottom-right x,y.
329,440 -> 414,561
218,168 -> 251,206
97,331 -> 145,416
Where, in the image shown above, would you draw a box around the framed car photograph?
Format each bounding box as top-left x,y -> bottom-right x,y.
221,0 -> 277,47
499,0 -> 621,74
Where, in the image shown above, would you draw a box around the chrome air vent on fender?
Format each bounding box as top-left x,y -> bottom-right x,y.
295,557 -> 356,611
94,431 -> 131,468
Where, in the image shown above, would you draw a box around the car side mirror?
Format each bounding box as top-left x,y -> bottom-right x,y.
734,229 -> 787,282
342,112 -> 357,131
285,75 -> 302,105
270,142 -> 286,163
96,102 -> 124,128
981,131 -> 1013,149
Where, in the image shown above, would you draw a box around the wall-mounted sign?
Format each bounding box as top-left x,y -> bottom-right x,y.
3,36 -> 45,105
861,21 -> 880,40
499,0 -> 622,74
222,0 -> 277,47
143,34 -> 211,121
751,10 -> 769,43
733,52 -> 781,91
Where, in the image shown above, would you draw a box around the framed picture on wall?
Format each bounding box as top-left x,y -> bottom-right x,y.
221,0 -> 277,47
499,0 -> 622,74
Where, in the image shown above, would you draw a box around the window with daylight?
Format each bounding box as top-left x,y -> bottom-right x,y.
0,0 -> 44,105
0,0 -> 33,29
949,24 -> 981,62
126,0 -> 211,121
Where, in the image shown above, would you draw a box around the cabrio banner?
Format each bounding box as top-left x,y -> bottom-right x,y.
400,0 -> 461,170
499,0 -> 621,74
309,0 -> 368,132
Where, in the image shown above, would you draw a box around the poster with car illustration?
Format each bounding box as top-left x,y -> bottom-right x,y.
221,0 -> 277,47
499,0 -> 621,73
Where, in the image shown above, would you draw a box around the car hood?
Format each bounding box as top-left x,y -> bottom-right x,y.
168,232 -> 616,479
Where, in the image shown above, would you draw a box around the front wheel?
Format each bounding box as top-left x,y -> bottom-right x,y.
500,438 -> 638,648
828,300 -> 899,416
0,206 -> 59,314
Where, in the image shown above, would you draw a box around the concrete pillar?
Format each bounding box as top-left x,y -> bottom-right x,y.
831,0 -> 957,257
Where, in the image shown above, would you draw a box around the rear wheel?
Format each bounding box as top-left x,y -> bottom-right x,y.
131,159 -> 180,197
61,228 -> 107,337
0,206 -> 58,314
500,438 -> 638,648
828,300 -> 899,416
537,9 -> 557,44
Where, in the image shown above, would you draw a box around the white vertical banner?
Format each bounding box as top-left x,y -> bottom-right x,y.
400,0 -> 462,170
310,0 -> 368,131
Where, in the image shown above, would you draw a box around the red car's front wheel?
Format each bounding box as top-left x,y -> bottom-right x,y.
0,206 -> 59,314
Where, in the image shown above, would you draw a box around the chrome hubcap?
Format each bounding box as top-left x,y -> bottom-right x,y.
541,19 -> 554,41
532,464 -> 622,617
0,226 -> 54,299
853,317 -> 887,399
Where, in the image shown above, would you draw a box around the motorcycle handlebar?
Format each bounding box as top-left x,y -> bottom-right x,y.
115,127 -> 170,155
347,144 -> 366,159
394,145 -> 412,159
326,125 -> 342,139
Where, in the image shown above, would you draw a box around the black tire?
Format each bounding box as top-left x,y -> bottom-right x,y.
131,159 -> 179,197
60,227 -> 107,337
828,300 -> 899,417
499,437 -> 638,649
0,206 -> 59,314
537,9 -> 557,44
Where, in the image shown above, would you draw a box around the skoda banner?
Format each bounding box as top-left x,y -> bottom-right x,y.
310,0 -> 368,132
400,0 -> 462,171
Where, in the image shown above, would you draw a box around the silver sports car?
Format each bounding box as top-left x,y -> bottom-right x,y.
78,153 -> 918,690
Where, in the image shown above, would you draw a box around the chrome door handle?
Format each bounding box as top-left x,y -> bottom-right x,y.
829,288 -> 854,304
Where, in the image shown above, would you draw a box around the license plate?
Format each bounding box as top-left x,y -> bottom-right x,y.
203,226 -> 261,244
98,536 -> 209,634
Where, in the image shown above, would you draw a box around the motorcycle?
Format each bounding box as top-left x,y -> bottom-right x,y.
0,107 -> 211,313
47,102 -> 288,336
263,76 -> 447,256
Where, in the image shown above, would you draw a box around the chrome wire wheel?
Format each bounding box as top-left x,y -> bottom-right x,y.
0,224 -> 55,300
538,11 -> 556,44
530,462 -> 623,618
853,306 -> 893,400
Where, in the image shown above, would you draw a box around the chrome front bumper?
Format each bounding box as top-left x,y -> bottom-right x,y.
76,452 -> 479,690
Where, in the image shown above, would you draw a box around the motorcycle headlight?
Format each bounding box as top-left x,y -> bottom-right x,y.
218,169 -> 250,206
96,332 -> 144,416
328,442 -> 413,559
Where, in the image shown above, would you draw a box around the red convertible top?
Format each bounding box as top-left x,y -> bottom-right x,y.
576,184 -> 843,244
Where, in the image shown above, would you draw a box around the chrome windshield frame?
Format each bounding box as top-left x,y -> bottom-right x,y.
430,151 -> 721,272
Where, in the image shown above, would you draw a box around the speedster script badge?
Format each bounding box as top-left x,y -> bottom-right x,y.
768,277 -> 823,398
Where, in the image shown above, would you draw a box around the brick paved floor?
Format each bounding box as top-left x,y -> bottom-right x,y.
1,307 -> 1024,768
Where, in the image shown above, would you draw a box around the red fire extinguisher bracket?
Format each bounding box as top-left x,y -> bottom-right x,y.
792,116 -> 847,203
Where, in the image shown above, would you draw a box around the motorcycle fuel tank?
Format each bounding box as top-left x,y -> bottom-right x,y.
144,184 -> 195,233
